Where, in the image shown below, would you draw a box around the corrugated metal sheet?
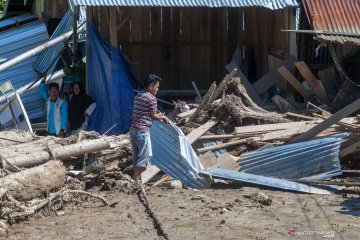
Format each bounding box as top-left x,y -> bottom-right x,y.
0,21 -> 49,120
0,13 -> 36,30
150,121 -> 211,189
70,0 -> 299,9
34,10 -> 73,74
237,134 -> 349,181
303,0 -> 360,45
207,168 -> 333,194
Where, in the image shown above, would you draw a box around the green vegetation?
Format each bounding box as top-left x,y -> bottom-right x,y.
0,0 -> 5,17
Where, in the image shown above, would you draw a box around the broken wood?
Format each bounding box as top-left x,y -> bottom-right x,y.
186,120 -> 218,144
4,138 -> 110,169
0,130 -> 35,147
312,113 -> 360,132
0,160 -> 66,201
291,98 -> 360,143
176,108 -> 196,118
271,95 -> 297,112
235,120 -> 321,134
226,62 -> 262,105
252,55 -> 296,94
209,68 -> 237,104
188,82 -> 217,122
277,66 -> 316,103
198,123 -> 319,153
285,112 -> 319,121
294,61 -> 330,104
141,164 -> 161,184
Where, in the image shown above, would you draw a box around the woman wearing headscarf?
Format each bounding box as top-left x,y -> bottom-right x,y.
68,82 -> 96,133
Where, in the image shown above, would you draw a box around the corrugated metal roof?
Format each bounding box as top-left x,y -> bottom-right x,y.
302,0 -> 360,45
150,121 -> 211,189
70,0 -> 299,9
207,168 -> 333,194
0,13 -> 36,30
34,10 -> 73,74
237,134 -> 349,181
0,21 -> 49,120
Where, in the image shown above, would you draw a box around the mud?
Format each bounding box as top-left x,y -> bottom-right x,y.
6,183 -> 360,240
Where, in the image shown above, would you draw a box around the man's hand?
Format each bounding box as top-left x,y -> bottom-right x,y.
162,116 -> 169,124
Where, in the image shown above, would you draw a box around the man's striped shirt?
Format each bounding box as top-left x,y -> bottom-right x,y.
131,91 -> 157,132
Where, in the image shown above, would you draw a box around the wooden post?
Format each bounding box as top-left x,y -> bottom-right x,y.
294,61 -> 330,104
110,8 -> 118,47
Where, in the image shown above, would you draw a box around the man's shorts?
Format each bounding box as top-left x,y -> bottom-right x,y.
130,128 -> 152,168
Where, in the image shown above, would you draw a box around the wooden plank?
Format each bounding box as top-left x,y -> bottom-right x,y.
291,98 -> 360,143
199,8 -> 211,89
209,69 -> 237,103
215,153 -> 241,171
177,108 -> 196,118
252,55 -> 296,94
141,164 -> 161,184
140,7 -> 151,80
110,8 -> 118,47
189,82 -> 217,122
186,120 -> 218,144
150,7 -> 162,82
285,112 -> 319,121
313,113 -> 360,132
226,61 -> 262,105
199,134 -> 245,140
340,140 -> 360,158
294,61 -> 330,104
161,7 -> 172,87
179,7 -> 192,89
277,66 -> 316,102
198,123 -> 319,153
171,8 -> 181,89
235,121 -> 321,134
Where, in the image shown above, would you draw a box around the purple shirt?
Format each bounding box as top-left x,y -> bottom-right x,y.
131,92 -> 157,132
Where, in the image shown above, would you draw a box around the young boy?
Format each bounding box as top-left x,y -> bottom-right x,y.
130,74 -> 169,181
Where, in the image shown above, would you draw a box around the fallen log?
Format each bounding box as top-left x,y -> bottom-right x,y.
189,82 -> 217,122
0,160 -> 66,201
0,130 -> 36,147
4,138 -> 110,169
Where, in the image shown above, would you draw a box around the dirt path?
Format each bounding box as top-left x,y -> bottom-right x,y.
6,185 -> 360,240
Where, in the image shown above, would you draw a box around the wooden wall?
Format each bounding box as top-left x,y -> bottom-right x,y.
89,6 -> 294,91
89,6 -> 241,90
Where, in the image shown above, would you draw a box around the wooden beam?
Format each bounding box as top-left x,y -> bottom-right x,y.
252,55 -> 296,94
198,124 -> 318,153
208,69 -> 237,104
186,120 -> 218,144
277,66 -> 316,103
116,9 -> 140,31
294,61 -> 330,104
110,8 -> 118,47
285,112 -> 319,121
235,121 -> 321,134
176,108 -> 196,118
141,165 -> 161,184
291,98 -> 360,143
340,141 -> 360,158
188,82 -> 217,122
225,61 -> 262,105
312,113 -> 360,132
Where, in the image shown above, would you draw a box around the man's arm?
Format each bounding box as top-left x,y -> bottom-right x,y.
150,111 -> 169,123
38,81 -> 48,100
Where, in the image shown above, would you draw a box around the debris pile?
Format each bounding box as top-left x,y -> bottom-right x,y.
0,130 -> 134,236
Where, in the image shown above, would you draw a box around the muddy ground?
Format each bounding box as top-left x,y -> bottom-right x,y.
5,182 -> 360,240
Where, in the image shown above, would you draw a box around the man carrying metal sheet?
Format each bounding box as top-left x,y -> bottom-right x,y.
130,74 -> 169,182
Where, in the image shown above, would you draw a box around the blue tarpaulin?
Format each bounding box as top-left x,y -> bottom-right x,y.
87,21 -> 140,135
